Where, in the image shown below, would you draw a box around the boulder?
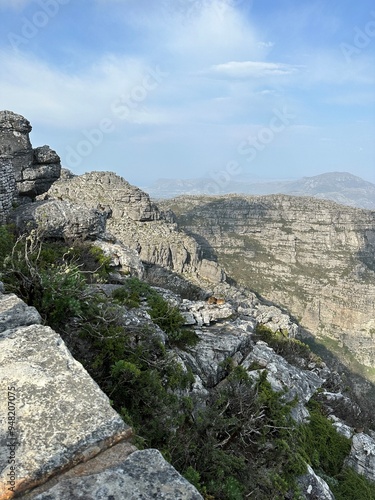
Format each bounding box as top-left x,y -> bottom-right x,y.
0,323 -> 131,498
9,200 -> 107,241
178,322 -> 252,387
0,293 -> 41,333
28,449 -> 203,500
93,240 -> 145,278
346,432 -> 375,481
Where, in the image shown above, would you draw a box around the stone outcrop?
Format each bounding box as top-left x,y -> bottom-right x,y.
243,341 -> 325,422
346,432 -> 375,480
0,159 -> 16,224
29,449 -> 203,500
297,465 -> 335,500
0,285 -> 204,499
161,194 -> 375,369
0,111 -> 61,204
43,171 -> 223,281
93,240 -> 145,278
0,291 -> 131,499
9,200 -> 107,241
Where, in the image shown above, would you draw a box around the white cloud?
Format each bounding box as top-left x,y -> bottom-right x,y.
208,61 -> 302,79
0,0 -> 33,9
0,50 -> 167,129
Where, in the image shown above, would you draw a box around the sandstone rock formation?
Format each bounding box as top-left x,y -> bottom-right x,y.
161,194 -> 375,370
0,291 -> 131,499
0,158 -> 16,224
43,171 -> 223,281
28,449 -> 203,500
0,111 -> 61,201
297,464 -> 335,500
346,432 -> 375,479
9,200 -> 107,241
0,285 -> 203,500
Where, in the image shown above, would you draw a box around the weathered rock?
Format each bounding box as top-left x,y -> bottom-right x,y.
9,200 -> 107,241
180,299 -> 234,327
178,322 -> 253,387
43,171 -> 223,280
0,111 -> 61,199
22,441 -> 137,499
29,449 -> 203,500
329,415 -> 354,439
0,293 -> 41,333
0,110 -> 33,182
0,158 -> 16,223
161,194 -> 375,369
297,464 -> 335,499
243,341 -> 325,422
346,432 -> 375,482
93,240 -> 145,278
20,146 -> 61,197
198,259 -> 225,283
0,323 -> 131,499
44,171 -> 159,222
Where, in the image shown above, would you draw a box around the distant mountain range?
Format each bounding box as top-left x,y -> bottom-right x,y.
144,172 -> 375,210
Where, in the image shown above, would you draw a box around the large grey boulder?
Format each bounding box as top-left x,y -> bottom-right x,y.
9,200 -> 107,241
0,293 -> 41,333
30,449 -> 203,500
178,321 -> 253,387
346,432 -> 375,481
93,240 -> 145,278
0,323 -> 131,498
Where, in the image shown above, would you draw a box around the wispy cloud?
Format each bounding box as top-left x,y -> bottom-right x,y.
0,0 -> 33,9
208,60 -> 302,79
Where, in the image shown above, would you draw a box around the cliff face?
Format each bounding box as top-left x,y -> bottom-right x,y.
43,171 -> 224,282
160,195 -> 375,369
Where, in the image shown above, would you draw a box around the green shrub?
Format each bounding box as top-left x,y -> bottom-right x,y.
254,324 -> 321,367
298,402 -> 351,477
331,467 -> 375,499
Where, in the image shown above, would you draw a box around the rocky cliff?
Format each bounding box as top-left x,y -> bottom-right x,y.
160,194 -> 375,372
42,171 -> 224,282
2,112 -> 375,498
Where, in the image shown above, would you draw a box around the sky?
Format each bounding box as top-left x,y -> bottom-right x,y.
0,0 -> 374,188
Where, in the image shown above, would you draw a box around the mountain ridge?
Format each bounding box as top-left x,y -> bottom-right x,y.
145,171 -> 375,210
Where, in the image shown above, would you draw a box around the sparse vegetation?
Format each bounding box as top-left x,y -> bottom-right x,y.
2,226 -> 375,498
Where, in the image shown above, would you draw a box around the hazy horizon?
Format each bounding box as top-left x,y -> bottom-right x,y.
1,0 -> 374,186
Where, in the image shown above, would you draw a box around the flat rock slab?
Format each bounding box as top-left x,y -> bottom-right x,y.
31,449 -> 203,499
0,294 -> 41,334
0,324 -> 131,499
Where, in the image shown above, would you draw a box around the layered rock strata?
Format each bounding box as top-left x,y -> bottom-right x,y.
43,171 -> 224,281
161,195 -> 375,368
0,111 -> 61,203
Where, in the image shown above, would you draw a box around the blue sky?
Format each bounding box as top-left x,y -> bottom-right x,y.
0,0 -> 374,187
